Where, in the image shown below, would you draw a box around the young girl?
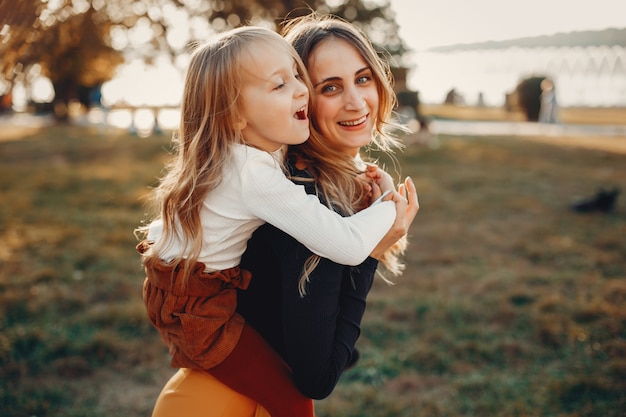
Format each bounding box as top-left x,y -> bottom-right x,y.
138,26 -> 411,417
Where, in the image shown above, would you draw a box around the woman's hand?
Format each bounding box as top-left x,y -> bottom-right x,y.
370,176 -> 419,260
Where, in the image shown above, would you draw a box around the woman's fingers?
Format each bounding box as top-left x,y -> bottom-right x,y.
391,177 -> 419,235
404,176 -> 419,221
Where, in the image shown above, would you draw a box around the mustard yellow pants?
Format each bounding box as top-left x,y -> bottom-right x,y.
152,368 -> 271,417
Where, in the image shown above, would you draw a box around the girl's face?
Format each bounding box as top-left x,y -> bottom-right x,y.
238,42 -> 310,152
307,38 -> 379,157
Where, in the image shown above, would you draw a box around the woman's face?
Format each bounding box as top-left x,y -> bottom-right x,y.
307,37 -> 379,156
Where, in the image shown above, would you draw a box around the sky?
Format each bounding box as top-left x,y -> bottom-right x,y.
389,0 -> 626,51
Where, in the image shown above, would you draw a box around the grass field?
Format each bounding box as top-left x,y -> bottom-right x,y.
1,111 -> 625,416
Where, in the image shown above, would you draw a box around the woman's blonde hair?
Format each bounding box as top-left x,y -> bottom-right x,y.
138,26 -> 312,285
282,13 -> 408,294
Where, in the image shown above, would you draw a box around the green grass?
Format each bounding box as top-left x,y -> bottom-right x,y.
1,124 -> 625,416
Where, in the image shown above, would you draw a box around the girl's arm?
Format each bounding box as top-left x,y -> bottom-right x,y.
241,148 -> 396,266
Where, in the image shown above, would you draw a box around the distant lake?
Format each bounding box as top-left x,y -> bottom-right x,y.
408,46 -> 626,107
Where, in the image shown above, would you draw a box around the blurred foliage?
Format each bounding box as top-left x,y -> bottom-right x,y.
0,0 -> 408,119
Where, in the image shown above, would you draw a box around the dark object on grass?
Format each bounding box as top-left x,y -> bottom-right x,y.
571,188 -> 620,213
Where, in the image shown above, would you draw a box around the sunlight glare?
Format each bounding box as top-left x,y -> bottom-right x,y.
163,5 -> 190,50
11,82 -> 27,112
47,0 -> 63,12
107,109 -> 133,129
157,108 -> 180,130
87,107 -> 106,124
31,76 -> 55,103
71,0 -> 90,15
0,78 -> 9,95
101,57 -> 183,108
190,16 -> 212,39
134,108 -> 156,137
131,1 -> 148,16
110,25 -> 129,50
128,17 -> 153,47
147,6 -> 162,21
166,26 -> 190,51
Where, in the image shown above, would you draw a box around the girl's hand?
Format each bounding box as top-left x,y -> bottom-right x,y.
370,176 -> 419,260
364,164 -> 395,194
355,170 -> 379,204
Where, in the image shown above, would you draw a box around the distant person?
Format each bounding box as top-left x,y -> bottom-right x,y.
444,88 -> 463,105
477,91 -> 485,107
538,78 -> 559,123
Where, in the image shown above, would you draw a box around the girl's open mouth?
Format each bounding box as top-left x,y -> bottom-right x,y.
295,106 -> 307,120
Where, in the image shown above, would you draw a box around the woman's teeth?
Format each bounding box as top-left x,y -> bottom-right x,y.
339,115 -> 366,126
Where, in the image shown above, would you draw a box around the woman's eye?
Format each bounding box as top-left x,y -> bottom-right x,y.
357,75 -> 371,84
274,82 -> 286,90
321,84 -> 338,94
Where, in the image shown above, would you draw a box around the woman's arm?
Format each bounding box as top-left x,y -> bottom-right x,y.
280,252 -> 376,400
239,223 -> 376,400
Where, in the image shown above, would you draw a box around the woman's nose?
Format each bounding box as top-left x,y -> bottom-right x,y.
344,87 -> 366,111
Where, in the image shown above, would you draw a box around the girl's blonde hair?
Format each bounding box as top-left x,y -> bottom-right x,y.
282,14 -> 408,294
138,26 -> 312,285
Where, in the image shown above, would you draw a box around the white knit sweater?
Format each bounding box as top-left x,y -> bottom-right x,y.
148,143 -> 395,270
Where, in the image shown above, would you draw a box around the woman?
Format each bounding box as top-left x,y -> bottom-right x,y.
150,14 -> 418,417
239,13 -> 414,399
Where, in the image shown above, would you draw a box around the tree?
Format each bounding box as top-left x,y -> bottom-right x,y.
0,0 -> 409,121
0,0 -> 124,119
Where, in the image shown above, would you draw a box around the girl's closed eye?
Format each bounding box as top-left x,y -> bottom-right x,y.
274,80 -> 287,90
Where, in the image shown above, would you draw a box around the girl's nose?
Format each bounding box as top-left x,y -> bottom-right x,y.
294,77 -> 309,98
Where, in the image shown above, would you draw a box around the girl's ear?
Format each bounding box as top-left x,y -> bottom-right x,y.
234,107 -> 247,131
235,118 -> 247,130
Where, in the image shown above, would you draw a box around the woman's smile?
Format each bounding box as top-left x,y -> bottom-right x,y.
338,114 -> 368,127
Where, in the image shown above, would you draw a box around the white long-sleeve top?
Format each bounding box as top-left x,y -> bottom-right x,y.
148,143 -> 395,270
